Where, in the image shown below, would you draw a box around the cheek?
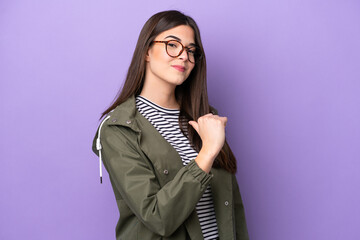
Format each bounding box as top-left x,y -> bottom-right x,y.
152,47 -> 171,63
148,50 -> 172,74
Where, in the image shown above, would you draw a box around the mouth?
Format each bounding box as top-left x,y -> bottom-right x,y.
171,65 -> 185,72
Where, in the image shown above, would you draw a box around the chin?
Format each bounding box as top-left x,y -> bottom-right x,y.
175,79 -> 187,86
166,77 -> 185,86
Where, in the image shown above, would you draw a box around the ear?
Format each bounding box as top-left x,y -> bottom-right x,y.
145,47 -> 151,62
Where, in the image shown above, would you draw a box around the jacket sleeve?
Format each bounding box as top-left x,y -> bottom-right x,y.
232,174 -> 250,240
98,124 -> 213,237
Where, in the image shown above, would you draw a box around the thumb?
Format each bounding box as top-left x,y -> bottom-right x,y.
188,120 -> 199,134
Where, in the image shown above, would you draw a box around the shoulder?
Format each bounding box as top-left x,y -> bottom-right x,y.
91,112 -> 114,156
91,100 -> 140,156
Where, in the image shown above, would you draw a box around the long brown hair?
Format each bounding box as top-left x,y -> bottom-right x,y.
101,10 -> 237,174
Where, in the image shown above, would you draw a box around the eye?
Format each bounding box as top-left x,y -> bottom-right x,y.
167,40 -> 180,48
187,47 -> 197,54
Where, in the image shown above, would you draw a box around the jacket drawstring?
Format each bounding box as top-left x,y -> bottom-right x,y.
96,115 -> 111,184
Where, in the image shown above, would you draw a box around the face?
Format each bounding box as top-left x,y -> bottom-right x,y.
145,25 -> 196,87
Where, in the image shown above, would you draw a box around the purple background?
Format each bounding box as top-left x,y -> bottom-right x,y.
1,1 -> 359,239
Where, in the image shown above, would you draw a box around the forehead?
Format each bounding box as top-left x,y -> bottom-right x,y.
156,25 -> 195,45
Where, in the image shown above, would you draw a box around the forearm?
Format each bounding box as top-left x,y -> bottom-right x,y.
195,147 -> 217,173
106,157 -> 212,237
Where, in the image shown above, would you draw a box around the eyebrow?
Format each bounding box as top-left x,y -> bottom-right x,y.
164,35 -> 197,47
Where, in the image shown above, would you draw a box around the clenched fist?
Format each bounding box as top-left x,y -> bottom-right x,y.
188,113 -> 227,159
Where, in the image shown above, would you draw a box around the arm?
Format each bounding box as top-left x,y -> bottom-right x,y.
232,174 -> 250,240
100,125 -> 213,237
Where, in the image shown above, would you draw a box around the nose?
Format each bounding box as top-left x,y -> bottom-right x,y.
178,48 -> 189,61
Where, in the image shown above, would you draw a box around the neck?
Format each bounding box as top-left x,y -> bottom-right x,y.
140,71 -> 180,110
139,88 -> 180,110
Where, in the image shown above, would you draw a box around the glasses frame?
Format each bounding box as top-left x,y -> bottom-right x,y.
151,40 -> 202,64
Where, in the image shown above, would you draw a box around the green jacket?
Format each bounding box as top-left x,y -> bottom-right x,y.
92,95 -> 249,240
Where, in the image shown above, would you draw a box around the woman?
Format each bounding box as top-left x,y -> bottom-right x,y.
92,10 -> 249,240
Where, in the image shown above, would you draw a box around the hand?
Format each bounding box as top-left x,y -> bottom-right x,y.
188,113 -> 228,158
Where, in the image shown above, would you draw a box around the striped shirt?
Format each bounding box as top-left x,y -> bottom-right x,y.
135,95 -> 219,240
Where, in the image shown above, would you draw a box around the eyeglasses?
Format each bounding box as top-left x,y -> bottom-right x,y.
151,40 -> 202,64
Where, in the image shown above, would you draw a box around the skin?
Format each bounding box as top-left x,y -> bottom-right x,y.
142,25 -> 195,109
140,25 -> 227,173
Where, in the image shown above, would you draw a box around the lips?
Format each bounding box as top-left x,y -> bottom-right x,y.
171,65 -> 185,72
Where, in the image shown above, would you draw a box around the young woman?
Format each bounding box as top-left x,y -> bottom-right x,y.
92,10 -> 249,240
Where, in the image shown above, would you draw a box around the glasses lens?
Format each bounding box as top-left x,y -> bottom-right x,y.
166,40 -> 182,57
187,46 -> 198,63
166,40 -> 201,63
